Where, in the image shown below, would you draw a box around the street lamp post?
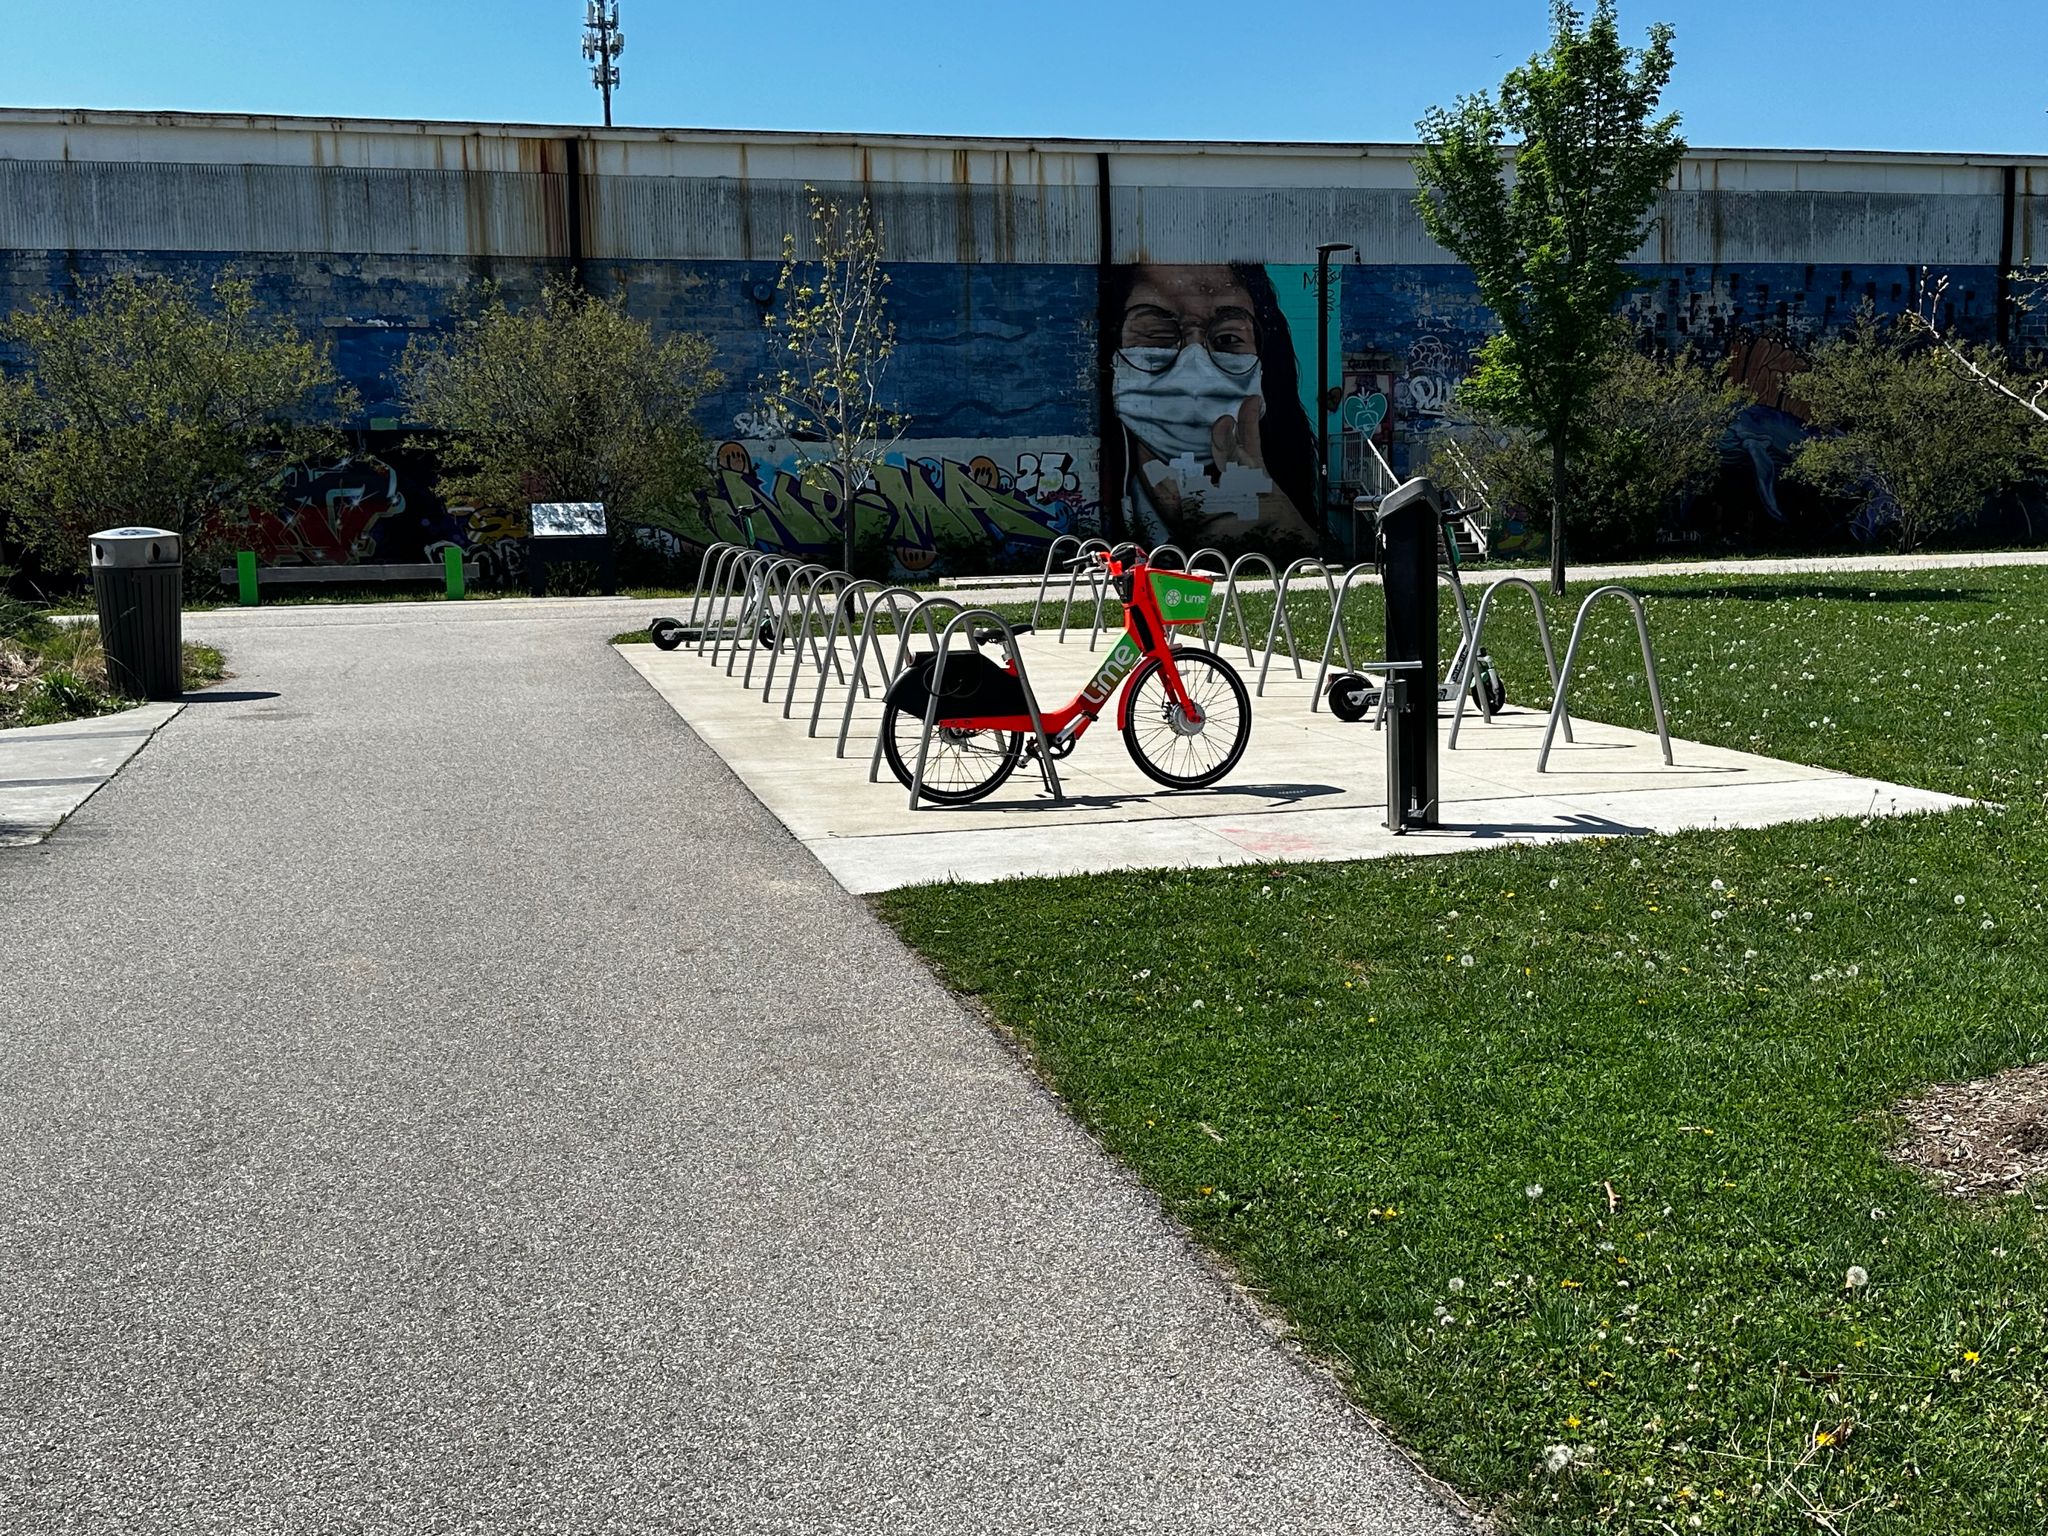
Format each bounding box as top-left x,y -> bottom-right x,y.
1315,241 -> 1354,558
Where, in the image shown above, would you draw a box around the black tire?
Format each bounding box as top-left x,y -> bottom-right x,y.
650,617 -> 684,651
880,702 -> 1024,804
1325,671 -> 1379,723
756,619 -> 779,649
1481,668 -> 1508,715
1122,646 -> 1252,789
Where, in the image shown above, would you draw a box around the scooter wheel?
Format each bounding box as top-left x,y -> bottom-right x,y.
649,617 -> 685,651
756,619 -> 780,649
1482,670 -> 1508,715
1326,672 -> 1378,723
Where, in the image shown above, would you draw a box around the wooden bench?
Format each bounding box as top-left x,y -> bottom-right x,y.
217,551 -> 480,605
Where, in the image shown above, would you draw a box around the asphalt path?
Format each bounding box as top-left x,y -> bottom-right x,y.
0,599 -> 1473,1535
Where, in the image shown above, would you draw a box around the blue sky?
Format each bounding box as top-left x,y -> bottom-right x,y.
2,0 -> 2042,153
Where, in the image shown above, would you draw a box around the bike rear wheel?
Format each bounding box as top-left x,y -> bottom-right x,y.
1121,646 -> 1252,789
881,703 -> 1024,804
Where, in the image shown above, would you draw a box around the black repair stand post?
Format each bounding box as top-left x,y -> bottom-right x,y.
528,535 -> 619,598
1377,478 -> 1441,832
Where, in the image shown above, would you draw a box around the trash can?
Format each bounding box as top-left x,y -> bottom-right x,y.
89,526 -> 184,700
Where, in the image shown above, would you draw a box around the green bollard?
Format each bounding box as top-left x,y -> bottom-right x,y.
236,550 -> 259,607
443,546 -> 466,600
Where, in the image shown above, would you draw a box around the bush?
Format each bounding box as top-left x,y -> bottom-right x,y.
400,280 -> 722,553
1454,333 -> 1749,560
1786,310 -> 2046,550
0,274 -> 355,576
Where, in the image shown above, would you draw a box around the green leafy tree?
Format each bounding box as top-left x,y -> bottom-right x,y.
1415,0 -> 1685,592
400,279 -> 721,548
1451,330 -> 1748,559
762,189 -> 905,573
1787,311 -> 2044,550
0,273 -> 354,574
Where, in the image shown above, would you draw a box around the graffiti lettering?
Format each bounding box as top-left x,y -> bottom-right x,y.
683,441 -> 1095,572
250,456 -> 406,564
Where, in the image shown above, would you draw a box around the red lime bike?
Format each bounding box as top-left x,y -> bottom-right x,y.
880,549 -> 1253,803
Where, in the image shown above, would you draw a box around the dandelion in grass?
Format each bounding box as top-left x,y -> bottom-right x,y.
1526,1183 -> 1544,1200
1846,1265 -> 1869,1290
1543,1445 -> 1574,1476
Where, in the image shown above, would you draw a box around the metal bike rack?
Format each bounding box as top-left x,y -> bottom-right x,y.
763,566 -> 852,704
864,595 -> 972,778
1447,576 -> 1573,750
1147,543 -> 1188,570
685,540 -> 736,631
1185,546 -> 1230,579
740,560 -> 820,688
704,548 -> 773,663
1028,535 -> 1084,631
1055,538 -> 1112,643
830,585 -> 935,754
907,609 -> 1064,810
1257,559 -> 1342,696
1538,585 -> 1672,773
1307,564 -> 1379,712
1205,551 -> 1278,668
795,578 -> 882,726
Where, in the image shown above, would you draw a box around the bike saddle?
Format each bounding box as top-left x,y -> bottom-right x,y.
973,623 -> 1032,645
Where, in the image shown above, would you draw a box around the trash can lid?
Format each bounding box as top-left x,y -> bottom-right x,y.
90,527 -> 182,567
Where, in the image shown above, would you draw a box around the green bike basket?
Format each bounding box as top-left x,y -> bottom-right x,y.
1146,569 -> 1213,625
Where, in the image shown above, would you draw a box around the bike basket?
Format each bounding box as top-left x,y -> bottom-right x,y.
1146,569 -> 1214,625
887,651 -> 1029,721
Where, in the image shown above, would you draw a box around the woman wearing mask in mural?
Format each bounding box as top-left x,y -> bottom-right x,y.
1108,263 -> 1319,552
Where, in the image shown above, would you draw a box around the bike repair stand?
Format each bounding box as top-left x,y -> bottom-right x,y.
1377,477 -> 1441,833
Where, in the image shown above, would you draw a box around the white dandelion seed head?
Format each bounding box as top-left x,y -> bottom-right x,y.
1526,1183 -> 1544,1200
1846,1265 -> 1869,1289
1544,1444 -> 1575,1476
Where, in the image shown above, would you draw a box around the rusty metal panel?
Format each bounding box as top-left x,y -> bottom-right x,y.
1645,188 -> 2005,266
583,174 -> 1099,263
0,159 -> 563,257
1109,185 -> 1448,265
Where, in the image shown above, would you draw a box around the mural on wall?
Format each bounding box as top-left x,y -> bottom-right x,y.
1104,264 -> 1322,550
248,455 -> 407,565
1722,330 -> 1815,526
678,439 -> 1096,574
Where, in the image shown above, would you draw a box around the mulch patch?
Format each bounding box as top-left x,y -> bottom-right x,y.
1891,1061 -> 2048,1199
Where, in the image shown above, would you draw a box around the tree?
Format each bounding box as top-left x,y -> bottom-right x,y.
0,273 -> 354,574
400,279 -> 720,550
1414,1 -> 1685,593
762,188 -> 905,574
1785,310 -> 2043,551
1453,329 -> 1748,559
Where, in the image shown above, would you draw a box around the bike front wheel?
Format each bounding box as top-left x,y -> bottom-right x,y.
1121,646 -> 1252,789
880,703 -> 1024,804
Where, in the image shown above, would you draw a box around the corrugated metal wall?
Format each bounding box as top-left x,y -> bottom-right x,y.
1,110 -> 2039,270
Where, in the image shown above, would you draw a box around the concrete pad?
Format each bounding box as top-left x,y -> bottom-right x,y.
619,633 -> 1971,893
0,702 -> 183,846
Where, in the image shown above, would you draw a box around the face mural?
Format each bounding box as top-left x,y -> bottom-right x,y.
1108,264 -> 1320,550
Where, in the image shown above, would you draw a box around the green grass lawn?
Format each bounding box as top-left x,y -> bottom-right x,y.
877,566 -> 2048,1535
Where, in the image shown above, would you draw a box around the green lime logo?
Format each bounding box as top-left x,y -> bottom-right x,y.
1164,588 -> 1182,608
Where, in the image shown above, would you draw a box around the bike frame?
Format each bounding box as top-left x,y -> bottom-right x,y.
928,555 -> 1204,746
